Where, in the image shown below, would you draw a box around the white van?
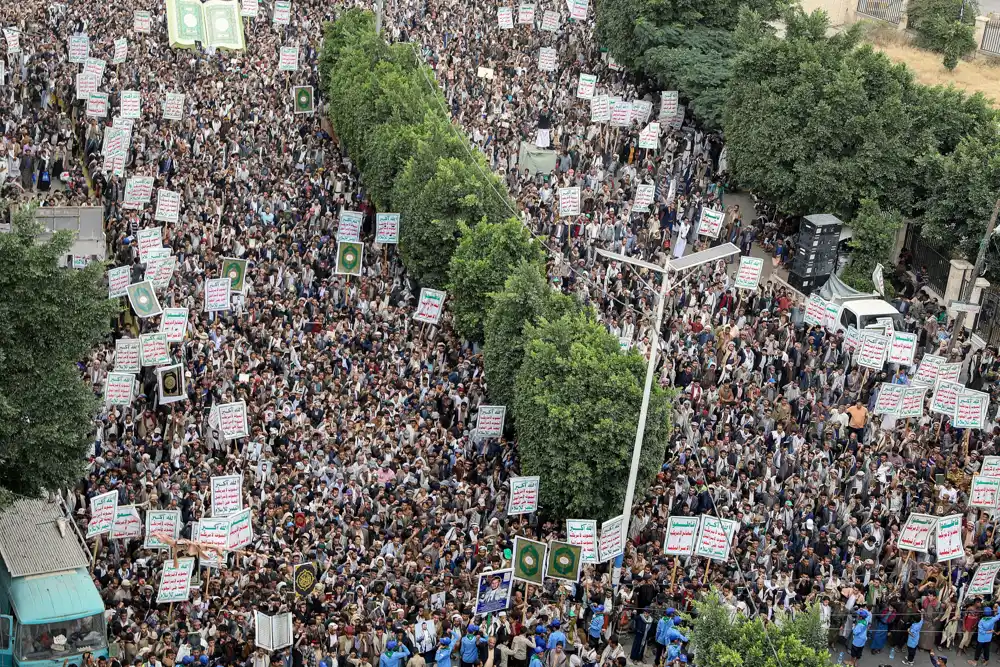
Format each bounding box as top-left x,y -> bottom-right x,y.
830,296 -> 905,334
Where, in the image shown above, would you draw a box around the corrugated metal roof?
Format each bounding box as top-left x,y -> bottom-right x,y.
0,498 -> 90,577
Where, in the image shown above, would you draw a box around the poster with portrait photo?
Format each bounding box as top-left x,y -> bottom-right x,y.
475,568 -> 513,615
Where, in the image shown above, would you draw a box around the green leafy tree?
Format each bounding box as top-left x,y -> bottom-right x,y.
483,262 -> 576,411
514,310 -> 672,521
840,200 -> 904,293
724,8 -> 990,219
919,133 -> 1000,267
907,0 -> 977,65
0,204 -> 119,507
689,592 -> 832,667
447,219 -> 546,341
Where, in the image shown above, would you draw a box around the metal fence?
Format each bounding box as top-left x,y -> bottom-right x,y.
856,0 -> 905,23
903,226 -> 952,295
983,18 -> 1000,55
978,287 -> 1000,348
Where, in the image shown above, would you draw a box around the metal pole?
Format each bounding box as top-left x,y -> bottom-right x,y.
948,197 -> 999,355
620,257 -> 672,542
375,0 -> 384,36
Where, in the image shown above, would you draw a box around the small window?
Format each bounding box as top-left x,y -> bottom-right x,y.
840,308 -> 857,330
0,616 -> 10,650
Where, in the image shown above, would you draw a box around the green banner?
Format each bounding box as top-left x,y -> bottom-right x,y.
512,536 -> 545,585
336,241 -> 363,276
221,257 -> 248,292
127,280 -> 162,318
293,86 -> 314,114
545,541 -> 582,582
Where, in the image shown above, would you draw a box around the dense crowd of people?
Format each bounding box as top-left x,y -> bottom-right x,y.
5,0 -> 1000,667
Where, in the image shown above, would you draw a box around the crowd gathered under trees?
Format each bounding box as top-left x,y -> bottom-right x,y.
4,1 -> 1000,667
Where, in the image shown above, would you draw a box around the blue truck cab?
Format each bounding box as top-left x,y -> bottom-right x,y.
0,499 -> 109,667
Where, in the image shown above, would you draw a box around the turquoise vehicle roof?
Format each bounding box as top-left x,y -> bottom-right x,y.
9,569 -> 105,623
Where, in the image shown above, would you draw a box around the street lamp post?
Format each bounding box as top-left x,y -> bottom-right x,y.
597,243 -> 741,545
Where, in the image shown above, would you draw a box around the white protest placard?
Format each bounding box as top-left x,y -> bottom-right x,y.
638,122 -> 660,150
897,513 -> 935,552
845,325 -> 861,351
157,558 -> 196,603
659,91 -> 678,121
569,0 -> 588,19
68,34 -> 90,63
507,476 -> 540,515
874,383 -> 904,415
139,332 -> 170,367
112,38 -> 128,64
375,213 -> 399,244
414,288 -> 447,325
694,515 -> 738,561
663,515 -> 700,556
147,255 -> 176,290
212,475 -> 243,517
935,514 -> 964,562
75,73 -> 98,101
154,189 -> 181,223
136,226 -> 162,262
192,521 -> 223,569
610,100 -> 632,128
160,308 -> 189,342
86,490 -> 118,538
477,67 -> 495,80
162,92 -> 185,121
227,508 -> 253,549
338,210 -> 363,242
86,92 -> 109,118
4,28 -> 20,54
278,45 -> 299,71
538,47 -> 556,71
912,353 -> 944,387
576,73 -> 596,100
566,519 -> 598,563
518,3 -> 535,23
112,505 -> 142,539
242,0 -> 260,16
970,475 -> 1000,508
121,90 -> 141,119
803,294 -> 826,327
558,186 -> 581,217
633,184 -> 655,212
273,0 -> 291,24
857,333 -> 889,370
541,10 -> 559,30
134,10 -> 152,33
824,301 -> 843,332
590,95 -> 610,123
145,509 -> 181,549
83,58 -> 106,85
125,176 -> 155,210
983,457 -> 1000,477
889,331 -> 917,366
218,400 -> 250,439
734,257 -> 764,291
697,207 -> 725,238
598,514 -> 625,562
931,380 -> 963,418
477,405 -> 507,437
104,372 -> 135,406
939,362 -> 963,384
956,392 -> 990,430
205,277 -> 232,312
498,6 -> 514,29
898,386 -> 927,418
970,561 -> 1000,596
108,266 -> 131,299
115,338 -> 141,373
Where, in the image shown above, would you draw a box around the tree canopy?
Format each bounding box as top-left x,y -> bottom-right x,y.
0,204 -> 118,507
514,310 -> 672,521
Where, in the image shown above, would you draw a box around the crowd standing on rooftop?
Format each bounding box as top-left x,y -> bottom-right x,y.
5,0 -> 1000,666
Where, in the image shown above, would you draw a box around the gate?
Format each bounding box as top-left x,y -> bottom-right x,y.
856,0 -> 905,23
977,287 -> 1000,348
983,18 -> 1000,55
